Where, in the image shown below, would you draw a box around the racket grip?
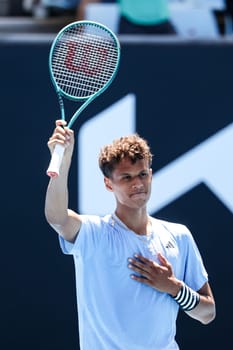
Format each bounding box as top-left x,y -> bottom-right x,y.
46,143 -> 65,178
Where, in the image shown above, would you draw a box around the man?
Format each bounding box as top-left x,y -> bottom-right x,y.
77,0 -> 176,34
45,119 -> 216,350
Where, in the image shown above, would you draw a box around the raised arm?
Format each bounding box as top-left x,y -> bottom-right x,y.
45,120 -> 82,242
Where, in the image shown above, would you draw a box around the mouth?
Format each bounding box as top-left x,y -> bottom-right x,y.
130,191 -> 146,197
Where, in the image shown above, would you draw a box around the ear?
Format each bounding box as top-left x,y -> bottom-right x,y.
149,168 -> 153,179
104,177 -> 113,192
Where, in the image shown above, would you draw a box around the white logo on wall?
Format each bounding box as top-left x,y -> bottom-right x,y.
78,94 -> 233,215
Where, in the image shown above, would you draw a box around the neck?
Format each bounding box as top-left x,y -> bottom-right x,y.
114,209 -> 151,236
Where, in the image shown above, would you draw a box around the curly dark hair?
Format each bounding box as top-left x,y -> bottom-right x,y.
98,134 -> 153,178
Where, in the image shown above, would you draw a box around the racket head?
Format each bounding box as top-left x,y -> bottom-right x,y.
49,20 -> 121,102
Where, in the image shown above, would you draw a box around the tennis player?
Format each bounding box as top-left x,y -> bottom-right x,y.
45,120 -> 216,350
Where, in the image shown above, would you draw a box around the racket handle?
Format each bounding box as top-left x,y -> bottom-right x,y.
46,143 -> 65,178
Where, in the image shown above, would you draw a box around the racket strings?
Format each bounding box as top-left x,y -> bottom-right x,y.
51,25 -> 119,98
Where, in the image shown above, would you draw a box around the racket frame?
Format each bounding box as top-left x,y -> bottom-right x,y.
49,20 -> 121,128
47,20 -> 121,177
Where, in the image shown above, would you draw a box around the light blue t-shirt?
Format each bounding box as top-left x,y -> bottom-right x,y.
118,0 -> 170,25
59,215 -> 208,350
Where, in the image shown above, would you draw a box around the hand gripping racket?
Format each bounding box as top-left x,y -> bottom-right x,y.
46,20 -> 121,178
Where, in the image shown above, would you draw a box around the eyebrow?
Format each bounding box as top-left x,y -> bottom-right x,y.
119,169 -> 148,176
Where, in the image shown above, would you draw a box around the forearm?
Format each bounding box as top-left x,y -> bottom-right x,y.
45,157 -> 71,228
184,291 -> 216,325
172,282 -> 216,325
45,121 -> 81,241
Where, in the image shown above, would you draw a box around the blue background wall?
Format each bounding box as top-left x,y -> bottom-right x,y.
1,37 -> 233,349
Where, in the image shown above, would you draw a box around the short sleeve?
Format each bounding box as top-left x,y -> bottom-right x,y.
58,214 -> 108,260
181,227 -> 208,291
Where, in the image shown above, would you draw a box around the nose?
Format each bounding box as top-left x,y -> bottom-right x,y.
131,176 -> 143,190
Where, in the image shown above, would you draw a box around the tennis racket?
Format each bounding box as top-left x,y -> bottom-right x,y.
46,20 -> 121,178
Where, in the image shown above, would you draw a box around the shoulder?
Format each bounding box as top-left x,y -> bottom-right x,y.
79,214 -> 113,234
151,217 -> 191,239
80,214 -> 112,225
62,214 -> 113,258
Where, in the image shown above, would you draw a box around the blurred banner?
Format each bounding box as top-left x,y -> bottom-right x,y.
85,1 -> 223,37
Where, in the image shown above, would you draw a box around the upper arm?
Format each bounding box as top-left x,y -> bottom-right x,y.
198,281 -> 215,300
50,209 -> 82,243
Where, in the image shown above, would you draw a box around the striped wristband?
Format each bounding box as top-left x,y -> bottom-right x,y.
173,283 -> 200,311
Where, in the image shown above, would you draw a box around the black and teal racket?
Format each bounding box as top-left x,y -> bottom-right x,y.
46,20 -> 121,178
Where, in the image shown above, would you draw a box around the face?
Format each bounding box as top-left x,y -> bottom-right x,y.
104,157 -> 152,210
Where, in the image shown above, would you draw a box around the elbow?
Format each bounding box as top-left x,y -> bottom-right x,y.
201,305 -> 216,325
45,211 -> 65,235
44,209 -> 56,226
44,206 -> 66,227
203,313 -> 216,325
44,209 -> 50,224
44,210 -> 65,232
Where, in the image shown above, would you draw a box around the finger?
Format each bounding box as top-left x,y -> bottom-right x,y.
64,127 -> 74,136
55,124 -> 73,141
48,139 -> 64,149
128,261 -> 146,273
49,134 -> 66,146
55,120 -> 74,137
48,131 -> 67,147
130,274 -> 150,283
157,252 -> 169,266
133,254 -> 153,265
55,119 -> 67,127
55,124 -> 67,134
129,264 -> 152,280
135,255 -> 162,271
128,257 -> 152,272
129,265 -> 148,277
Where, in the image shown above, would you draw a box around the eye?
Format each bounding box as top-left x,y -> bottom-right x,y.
123,175 -> 131,180
139,171 -> 149,178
